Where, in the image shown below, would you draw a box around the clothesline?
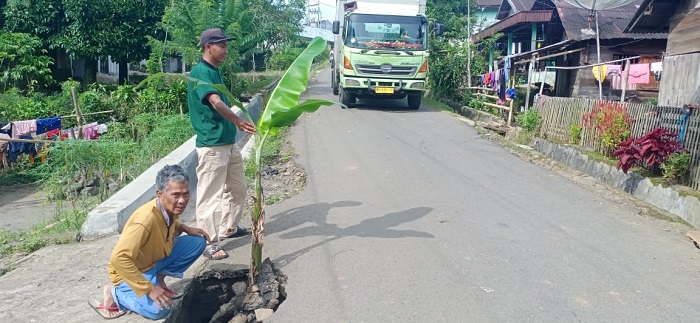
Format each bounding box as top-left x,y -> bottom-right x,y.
0,137 -> 56,144
539,56 -> 641,71
61,110 -> 114,118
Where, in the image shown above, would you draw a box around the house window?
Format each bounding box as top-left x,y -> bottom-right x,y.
612,54 -> 640,69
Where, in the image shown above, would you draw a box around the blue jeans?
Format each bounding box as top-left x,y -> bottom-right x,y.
112,235 -> 206,320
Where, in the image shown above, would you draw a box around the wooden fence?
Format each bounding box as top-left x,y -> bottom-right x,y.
536,96 -> 700,190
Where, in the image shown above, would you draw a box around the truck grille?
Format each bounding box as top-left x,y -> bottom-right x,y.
356,64 -> 416,76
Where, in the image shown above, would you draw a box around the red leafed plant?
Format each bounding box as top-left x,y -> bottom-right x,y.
612,128 -> 683,174
583,101 -> 632,156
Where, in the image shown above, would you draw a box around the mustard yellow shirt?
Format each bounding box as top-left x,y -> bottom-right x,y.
108,199 -> 181,297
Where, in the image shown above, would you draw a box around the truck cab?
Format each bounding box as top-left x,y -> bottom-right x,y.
332,0 -> 441,109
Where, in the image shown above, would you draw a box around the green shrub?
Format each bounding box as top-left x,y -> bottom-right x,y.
661,151 -> 690,182
266,47 -> 304,70
570,124 -> 582,144
515,109 -> 541,131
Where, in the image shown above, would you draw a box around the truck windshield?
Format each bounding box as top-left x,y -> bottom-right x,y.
344,14 -> 428,51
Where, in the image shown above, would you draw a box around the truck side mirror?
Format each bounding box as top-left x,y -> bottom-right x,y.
434,23 -> 445,36
333,21 -> 340,35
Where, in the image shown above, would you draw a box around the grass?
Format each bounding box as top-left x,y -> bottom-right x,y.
0,168 -> 40,186
0,204 -> 90,260
423,96 -> 456,113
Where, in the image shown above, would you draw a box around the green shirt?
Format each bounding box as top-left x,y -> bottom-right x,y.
188,60 -> 237,147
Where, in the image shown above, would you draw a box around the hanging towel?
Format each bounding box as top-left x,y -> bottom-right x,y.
484,72 -> 492,87
36,117 -> 61,135
0,122 -> 12,138
12,120 -> 37,138
606,65 -> 622,77
493,70 -> 500,91
499,69 -> 507,101
504,56 -> 512,81
592,65 -> 608,82
95,124 -> 108,134
650,62 -> 662,73
506,88 -> 517,99
628,63 -> 650,85
8,133 -> 36,163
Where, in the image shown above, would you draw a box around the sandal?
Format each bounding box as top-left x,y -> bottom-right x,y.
221,226 -> 252,239
202,244 -> 229,260
88,298 -> 128,319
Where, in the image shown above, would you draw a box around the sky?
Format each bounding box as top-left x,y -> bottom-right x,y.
316,0 -> 338,22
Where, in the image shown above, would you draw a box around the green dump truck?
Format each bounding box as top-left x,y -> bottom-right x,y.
332,0 -> 442,109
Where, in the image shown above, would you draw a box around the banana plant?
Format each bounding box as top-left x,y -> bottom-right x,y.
250,37 -> 333,286
138,36 -> 333,286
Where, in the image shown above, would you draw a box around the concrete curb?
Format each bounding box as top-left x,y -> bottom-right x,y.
80,94 -> 264,239
531,138 -> 700,229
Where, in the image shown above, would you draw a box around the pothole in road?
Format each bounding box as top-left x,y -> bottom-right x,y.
166,259 -> 287,323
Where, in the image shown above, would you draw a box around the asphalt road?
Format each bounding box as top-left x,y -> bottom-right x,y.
265,69 -> 700,322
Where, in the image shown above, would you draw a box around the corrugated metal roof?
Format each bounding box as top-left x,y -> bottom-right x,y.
477,0 -> 502,7
556,1 -> 667,40
624,0 -> 677,33
473,10 -> 553,40
509,0 -> 538,12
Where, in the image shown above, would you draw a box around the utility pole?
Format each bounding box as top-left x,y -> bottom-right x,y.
467,0 -> 471,87
307,1 -> 322,27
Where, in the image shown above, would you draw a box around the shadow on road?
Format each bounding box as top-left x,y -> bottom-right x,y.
270,202 -> 434,268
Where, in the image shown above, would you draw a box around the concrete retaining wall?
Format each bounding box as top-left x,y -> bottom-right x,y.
532,138 -> 700,229
80,94 -> 264,239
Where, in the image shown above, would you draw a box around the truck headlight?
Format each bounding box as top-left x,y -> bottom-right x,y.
346,79 -> 361,86
410,82 -> 424,89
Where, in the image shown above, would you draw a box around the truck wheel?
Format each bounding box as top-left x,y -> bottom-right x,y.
340,88 -> 353,108
407,93 -> 422,110
332,71 -> 339,95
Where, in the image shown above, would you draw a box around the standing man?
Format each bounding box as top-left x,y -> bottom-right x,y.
89,165 -> 209,320
188,28 -> 256,260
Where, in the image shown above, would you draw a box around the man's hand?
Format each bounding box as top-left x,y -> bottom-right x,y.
181,224 -> 211,243
148,285 -> 173,310
235,117 -> 256,134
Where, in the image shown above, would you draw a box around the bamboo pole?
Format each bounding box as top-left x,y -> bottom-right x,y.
620,59 -> 631,103
70,87 -> 84,139
61,110 -> 114,118
0,137 -> 55,144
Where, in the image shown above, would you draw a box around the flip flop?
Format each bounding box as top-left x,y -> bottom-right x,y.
164,287 -> 183,299
88,298 -> 127,320
221,226 -> 252,239
202,244 -> 229,260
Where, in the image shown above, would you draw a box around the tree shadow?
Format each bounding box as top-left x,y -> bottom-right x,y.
272,204 -> 434,268
218,202 -> 434,269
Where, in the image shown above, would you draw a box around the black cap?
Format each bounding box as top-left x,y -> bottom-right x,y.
199,28 -> 235,48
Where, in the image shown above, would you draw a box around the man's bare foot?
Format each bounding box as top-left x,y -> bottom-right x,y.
89,284 -> 126,318
102,284 -> 116,308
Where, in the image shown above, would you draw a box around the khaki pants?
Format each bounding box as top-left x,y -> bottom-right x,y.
195,143 -> 246,241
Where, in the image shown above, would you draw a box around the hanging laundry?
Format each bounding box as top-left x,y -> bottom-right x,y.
0,122 -> 12,138
12,120 -> 37,138
628,63 -> 650,85
95,124 -> 109,135
606,65 -> 622,77
504,56 -> 512,81
82,122 -> 99,140
0,139 -> 7,170
8,133 -> 37,163
484,72 -> 492,87
493,70 -> 500,91
499,69 -> 507,101
650,61 -> 662,81
36,116 -> 61,135
506,88 -> 517,99
592,65 -> 608,82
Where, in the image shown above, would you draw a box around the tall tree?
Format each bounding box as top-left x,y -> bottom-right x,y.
5,0 -> 168,87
